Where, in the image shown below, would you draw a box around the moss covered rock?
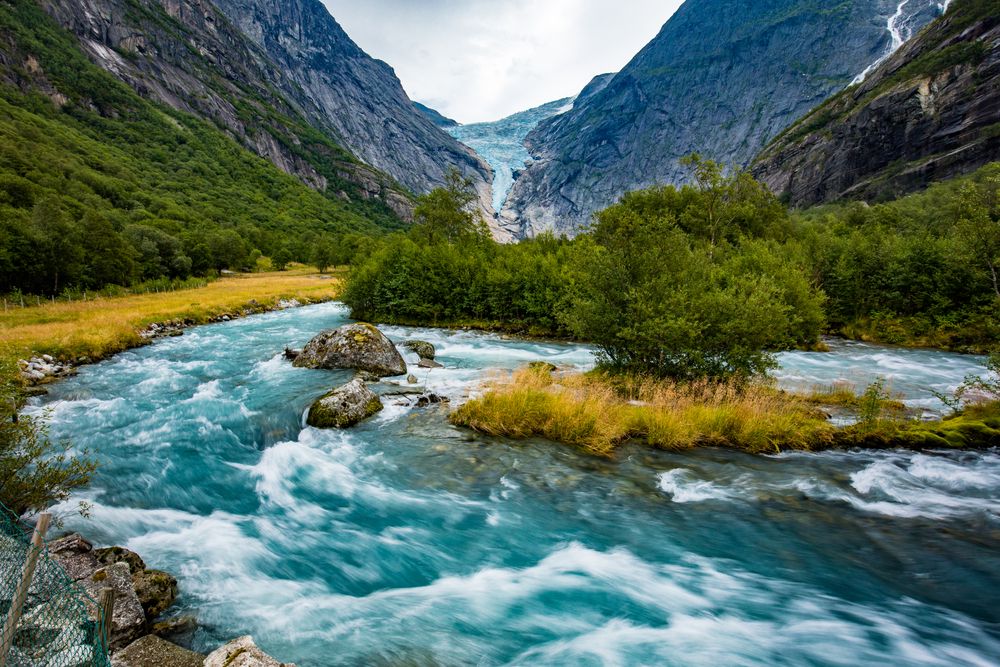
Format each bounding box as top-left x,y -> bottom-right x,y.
307,379 -> 384,428
133,569 -> 178,620
403,340 -> 436,360
293,323 -> 406,377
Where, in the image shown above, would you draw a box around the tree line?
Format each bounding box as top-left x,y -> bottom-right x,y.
344,160 -> 999,379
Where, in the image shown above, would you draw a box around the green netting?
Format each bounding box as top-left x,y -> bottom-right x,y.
0,506 -> 111,667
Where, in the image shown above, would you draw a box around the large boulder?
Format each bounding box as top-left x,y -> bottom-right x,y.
49,533 -> 100,581
132,569 -> 178,619
293,323 -> 406,377
81,563 -> 147,651
95,546 -> 146,574
111,635 -> 203,667
307,379 -> 383,429
204,636 -> 295,667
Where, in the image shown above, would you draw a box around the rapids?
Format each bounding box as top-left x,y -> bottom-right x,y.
31,303 -> 999,666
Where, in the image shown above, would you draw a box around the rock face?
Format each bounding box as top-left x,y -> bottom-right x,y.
501,0 -> 943,237
294,323 -> 406,377
36,0 -> 414,222
203,635 -> 295,667
307,378 -> 383,428
209,0 -> 497,229
753,1 -> 1000,206
111,635 -> 204,667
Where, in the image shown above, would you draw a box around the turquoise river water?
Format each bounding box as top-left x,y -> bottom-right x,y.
29,303 -> 1000,666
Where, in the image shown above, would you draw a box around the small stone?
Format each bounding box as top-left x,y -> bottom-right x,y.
403,340 -> 436,360
152,615 -> 198,640
111,635 -> 204,667
41,354 -> 54,363
407,374 -> 418,384
204,636 -> 295,667
417,358 -> 443,369
528,361 -> 558,373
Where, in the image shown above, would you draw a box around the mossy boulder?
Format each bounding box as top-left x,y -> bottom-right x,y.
96,546 -> 146,574
293,323 -> 406,377
133,569 -> 178,620
528,361 -> 558,373
307,379 -> 384,428
403,340 -> 436,360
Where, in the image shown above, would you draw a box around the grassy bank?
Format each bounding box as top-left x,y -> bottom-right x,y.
0,268 -> 343,363
450,368 -> 1000,455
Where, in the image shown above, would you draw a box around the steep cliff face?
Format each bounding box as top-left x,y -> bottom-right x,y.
753,0 -> 1000,207
38,0 -> 413,222
210,0 -> 496,233
502,0 -> 944,237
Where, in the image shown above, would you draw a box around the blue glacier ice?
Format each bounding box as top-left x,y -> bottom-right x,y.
447,98 -> 574,213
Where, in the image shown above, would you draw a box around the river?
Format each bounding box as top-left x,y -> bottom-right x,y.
31,302 -> 1000,666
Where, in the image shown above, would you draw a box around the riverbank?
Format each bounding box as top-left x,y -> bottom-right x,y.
0,269 -> 344,372
451,367 -> 1000,455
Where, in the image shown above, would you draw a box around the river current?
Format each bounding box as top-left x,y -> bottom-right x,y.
31,303 -> 999,666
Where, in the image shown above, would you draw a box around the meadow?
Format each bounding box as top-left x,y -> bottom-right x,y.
0,268 -> 343,362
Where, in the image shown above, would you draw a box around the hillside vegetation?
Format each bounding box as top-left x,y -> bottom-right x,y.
0,0 -> 401,296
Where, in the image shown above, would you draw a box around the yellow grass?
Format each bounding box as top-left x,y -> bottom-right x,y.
0,268 -> 343,362
451,368 -> 837,456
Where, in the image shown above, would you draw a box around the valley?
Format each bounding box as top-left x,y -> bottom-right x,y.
0,0 -> 998,665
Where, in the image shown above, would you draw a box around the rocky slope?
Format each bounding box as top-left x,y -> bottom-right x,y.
414,102 -> 459,128
753,0 -> 1000,206
211,0 -> 495,230
34,0 -> 494,226
501,0 -> 945,237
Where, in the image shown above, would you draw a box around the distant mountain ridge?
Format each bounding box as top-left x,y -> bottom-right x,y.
414,102 -> 459,128
753,0 -> 1000,206
501,0 -> 945,237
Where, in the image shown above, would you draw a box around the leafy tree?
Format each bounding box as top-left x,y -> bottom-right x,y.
410,169 -> 490,245
312,237 -> 336,273
0,359 -> 96,516
955,175 -> 1000,298
272,245 -> 292,271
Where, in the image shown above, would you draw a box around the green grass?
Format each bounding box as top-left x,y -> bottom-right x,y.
451,367 -> 1000,456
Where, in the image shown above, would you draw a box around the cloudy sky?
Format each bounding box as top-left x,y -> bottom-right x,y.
326,0 -> 683,124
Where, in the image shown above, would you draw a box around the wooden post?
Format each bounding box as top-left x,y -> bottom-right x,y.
98,588 -> 116,654
0,513 -> 51,667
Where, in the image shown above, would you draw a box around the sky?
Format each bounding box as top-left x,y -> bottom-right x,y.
326,0 -> 683,124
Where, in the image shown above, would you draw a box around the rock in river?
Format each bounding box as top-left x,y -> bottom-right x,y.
293,323 -> 406,377
204,635 -> 295,667
403,340 -> 436,360
307,379 -> 383,429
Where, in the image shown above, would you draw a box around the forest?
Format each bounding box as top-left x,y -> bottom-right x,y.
344,160 -> 1000,378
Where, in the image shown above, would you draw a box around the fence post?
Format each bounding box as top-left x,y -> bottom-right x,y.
99,588 -> 116,654
0,513 -> 51,667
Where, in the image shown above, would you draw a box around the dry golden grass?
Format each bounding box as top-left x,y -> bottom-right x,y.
451,368 -> 837,455
0,268 -> 343,362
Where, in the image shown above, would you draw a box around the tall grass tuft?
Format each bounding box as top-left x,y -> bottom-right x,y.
451,368 -> 836,456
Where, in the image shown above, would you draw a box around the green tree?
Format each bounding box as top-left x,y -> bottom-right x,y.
0,359 -> 96,515
272,245 -> 292,271
410,169 -> 490,245
312,237 -> 335,273
956,176 -> 1000,298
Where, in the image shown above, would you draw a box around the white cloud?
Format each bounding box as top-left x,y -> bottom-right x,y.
325,0 -> 682,123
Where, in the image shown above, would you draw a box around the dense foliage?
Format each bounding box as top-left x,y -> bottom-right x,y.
346,158 -> 826,379
0,359 -> 94,515
346,159 -> 1000,379
797,164 -> 1000,349
0,0 -> 401,296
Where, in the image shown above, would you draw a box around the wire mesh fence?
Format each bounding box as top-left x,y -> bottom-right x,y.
0,505 -> 111,667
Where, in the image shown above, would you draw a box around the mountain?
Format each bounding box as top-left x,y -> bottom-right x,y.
753,0 -> 1000,207
447,96 -> 575,223
35,0 -> 495,226
414,102 -> 458,128
0,0 -> 398,294
501,0 -> 945,237
210,0 -> 493,221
